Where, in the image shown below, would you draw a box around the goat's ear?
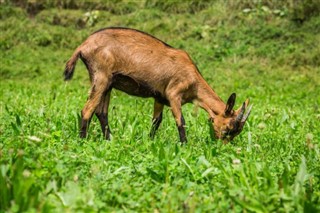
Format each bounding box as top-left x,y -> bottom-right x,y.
225,93 -> 236,116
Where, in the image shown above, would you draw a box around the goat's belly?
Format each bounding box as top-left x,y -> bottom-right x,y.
111,73 -> 169,104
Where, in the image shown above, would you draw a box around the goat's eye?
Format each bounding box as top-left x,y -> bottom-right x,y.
221,126 -> 231,135
224,126 -> 233,136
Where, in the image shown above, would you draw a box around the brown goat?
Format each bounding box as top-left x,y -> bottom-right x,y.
64,27 -> 252,142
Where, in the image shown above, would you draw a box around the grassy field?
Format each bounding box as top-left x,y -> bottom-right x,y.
1,1 -> 320,212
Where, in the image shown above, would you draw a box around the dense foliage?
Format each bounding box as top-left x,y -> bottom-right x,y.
1,1 -> 319,212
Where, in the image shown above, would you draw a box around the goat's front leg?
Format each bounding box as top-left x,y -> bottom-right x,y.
168,97 -> 187,143
149,100 -> 164,139
80,73 -> 111,139
95,89 -> 112,140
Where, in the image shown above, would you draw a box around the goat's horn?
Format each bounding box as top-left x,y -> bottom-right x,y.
236,102 -> 246,123
241,104 -> 253,123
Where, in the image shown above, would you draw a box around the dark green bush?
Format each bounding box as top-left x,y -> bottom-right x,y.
289,0 -> 320,23
5,0 -> 320,21
7,0 -> 141,16
144,0 -> 211,14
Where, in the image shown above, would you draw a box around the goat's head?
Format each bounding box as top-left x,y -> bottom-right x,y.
210,93 -> 252,142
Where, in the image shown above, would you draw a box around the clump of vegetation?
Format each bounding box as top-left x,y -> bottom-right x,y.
0,1 -> 319,212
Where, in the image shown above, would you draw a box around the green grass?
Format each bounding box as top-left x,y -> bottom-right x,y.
1,1 -> 320,212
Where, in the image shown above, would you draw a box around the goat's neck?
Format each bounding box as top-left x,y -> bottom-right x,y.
195,78 -> 226,118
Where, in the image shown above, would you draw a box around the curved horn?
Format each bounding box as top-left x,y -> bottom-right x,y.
241,104 -> 253,123
235,102 -> 246,123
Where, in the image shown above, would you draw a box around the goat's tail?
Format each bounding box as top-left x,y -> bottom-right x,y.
64,48 -> 81,81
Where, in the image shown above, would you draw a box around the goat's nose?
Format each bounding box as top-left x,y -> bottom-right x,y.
223,139 -> 230,144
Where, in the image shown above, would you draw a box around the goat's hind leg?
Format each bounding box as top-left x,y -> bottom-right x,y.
168,96 -> 187,143
149,100 -> 164,139
80,73 -> 111,139
95,89 -> 112,140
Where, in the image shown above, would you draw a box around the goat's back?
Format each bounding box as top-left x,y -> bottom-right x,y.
78,27 -> 200,102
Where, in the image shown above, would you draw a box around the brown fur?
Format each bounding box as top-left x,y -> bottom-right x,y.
64,27 -> 251,142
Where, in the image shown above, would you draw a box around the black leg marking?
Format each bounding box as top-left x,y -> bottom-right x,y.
181,115 -> 185,126
178,125 -> 187,143
79,111 -> 94,139
178,114 -> 187,143
96,112 -> 111,140
95,89 -> 112,140
80,119 -> 89,138
150,112 -> 163,139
